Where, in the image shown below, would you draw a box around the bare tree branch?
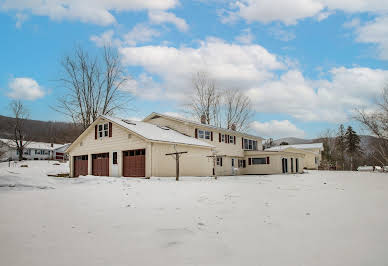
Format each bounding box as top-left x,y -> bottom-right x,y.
54,45 -> 133,130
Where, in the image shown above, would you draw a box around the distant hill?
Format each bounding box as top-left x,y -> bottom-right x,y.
274,135 -> 376,153
0,115 -> 82,144
273,137 -> 314,145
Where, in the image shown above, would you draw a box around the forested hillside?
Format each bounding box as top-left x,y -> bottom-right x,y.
0,115 -> 82,144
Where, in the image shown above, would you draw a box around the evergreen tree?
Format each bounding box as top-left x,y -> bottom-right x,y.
335,124 -> 346,170
345,126 -> 361,171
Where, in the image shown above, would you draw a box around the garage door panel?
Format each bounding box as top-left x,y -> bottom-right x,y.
92,153 -> 109,176
123,149 -> 145,177
74,155 -> 88,177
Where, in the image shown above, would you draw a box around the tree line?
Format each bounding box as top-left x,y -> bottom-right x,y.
319,124 -> 361,170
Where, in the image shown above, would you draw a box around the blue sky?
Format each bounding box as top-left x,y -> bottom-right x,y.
0,0 -> 387,139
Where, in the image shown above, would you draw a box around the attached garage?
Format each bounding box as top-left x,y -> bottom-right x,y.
74,155 -> 88,177
92,153 -> 109,176
123,149 -> 145,177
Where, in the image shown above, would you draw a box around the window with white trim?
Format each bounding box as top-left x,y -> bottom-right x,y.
229,135 -> 234,144
98,123 -> 109,138
221,134 -> 225,142
244,139 -> 258,150
198,130 -> 211,140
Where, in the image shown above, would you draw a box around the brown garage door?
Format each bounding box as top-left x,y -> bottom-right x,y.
92,153 -> 109,176
123,149 -> 145,177
74,155 -> 88,177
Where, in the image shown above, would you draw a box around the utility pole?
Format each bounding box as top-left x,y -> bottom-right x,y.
165,151 -> 188,181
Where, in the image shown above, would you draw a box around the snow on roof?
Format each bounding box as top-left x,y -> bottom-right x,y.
0,139 -> 63,150
144,112 -> 263,140
102,116 -> 214,148
266,143 -> 324,151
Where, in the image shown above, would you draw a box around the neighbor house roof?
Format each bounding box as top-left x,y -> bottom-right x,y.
102,115 -> 214,148
266,143 -> 324,151
0,139 -> 63,150
143,112 -> 263,140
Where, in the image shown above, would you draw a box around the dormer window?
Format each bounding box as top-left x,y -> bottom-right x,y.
98,123 -> 109,138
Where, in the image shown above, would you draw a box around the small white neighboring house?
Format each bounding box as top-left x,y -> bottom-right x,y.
54,143 -> 71,161
0,139 -> 66,161
266,143 -> 324,170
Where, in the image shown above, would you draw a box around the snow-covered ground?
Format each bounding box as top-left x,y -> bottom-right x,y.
1,161 -> 388,266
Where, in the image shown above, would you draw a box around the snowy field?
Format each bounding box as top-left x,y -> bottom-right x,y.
1,161 -> 388,266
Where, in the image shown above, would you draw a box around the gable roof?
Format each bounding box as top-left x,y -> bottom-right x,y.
266,143 -> 324,152
143,112 -> 263,140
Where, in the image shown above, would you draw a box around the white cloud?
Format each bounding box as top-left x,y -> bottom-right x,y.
248,67 -> 388,122
120,73 -> 164,100
90,30 -> 118,47
354,15 -> 388,60
7,77 -> 45,100
118,37 -> 388,123
120,37 -> 284,100
224,0 -> 388,25
15,12 -> 28,28
123,24 -> 160,46
235,28 -> 254,44
148,11 -> 189,32
269,26 -> 296,42
1,0 -> 179,26
231,0 -> 324,25
250,120 -> 305,139
91,25 -> 160,48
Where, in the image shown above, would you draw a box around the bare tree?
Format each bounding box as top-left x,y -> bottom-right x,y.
355,86 -> 388,168
185,71 -> 253,131
222,88 -> 254,131
185,71 -> 220,125
317,129 -> 337,170
55,45 -> 132,130
9,100 -> 31,161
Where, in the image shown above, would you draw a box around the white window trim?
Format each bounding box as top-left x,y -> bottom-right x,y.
98,123 -> 109,138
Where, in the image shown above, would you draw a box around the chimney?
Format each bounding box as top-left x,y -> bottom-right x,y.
231,124 -> 236,131
200,114 -> 206,124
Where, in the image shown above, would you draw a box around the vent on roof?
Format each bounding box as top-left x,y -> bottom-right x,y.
122,119 -> 136,125
157,125 -> 170,130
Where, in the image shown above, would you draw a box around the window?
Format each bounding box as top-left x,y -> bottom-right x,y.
221,134 -> 225,142
216,157 -> 222,166
98,123 -> 109,138
244,139 -> 258,150
252,158 -> 267,165
238,160 -> 246,168
198,130 -> 204,139
205,131 -> 211,140
198,130 -> 211,140
231,158 -> 235,167
35,149 -> 41,155
113,152 -> 117,164
229,135 -> 234,144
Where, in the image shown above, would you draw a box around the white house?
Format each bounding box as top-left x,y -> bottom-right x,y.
0,139 -> 68,161
266,143 -> 324,169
